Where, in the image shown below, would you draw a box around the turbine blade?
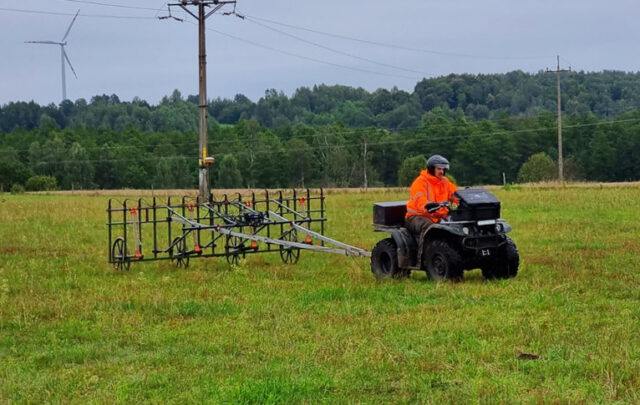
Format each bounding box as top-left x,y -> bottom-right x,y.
25,40 -> 61,45
62,49 -> 78,79
61,9 -> 80,42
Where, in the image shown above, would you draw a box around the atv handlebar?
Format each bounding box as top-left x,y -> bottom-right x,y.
425,201 -> 450,213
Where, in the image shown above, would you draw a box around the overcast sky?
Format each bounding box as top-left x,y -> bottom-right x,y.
1,0 -> 638,106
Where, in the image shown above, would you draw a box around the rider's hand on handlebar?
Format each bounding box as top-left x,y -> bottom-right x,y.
425,202 -> 439,211
425,201 -> 450,213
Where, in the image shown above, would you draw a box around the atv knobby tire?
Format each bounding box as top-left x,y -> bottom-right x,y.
371,238 -> 408,279
481,237 -> 519,280
422,239 -> 463,281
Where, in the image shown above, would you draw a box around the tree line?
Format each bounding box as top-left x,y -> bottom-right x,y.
2,108 -> 640,192
2,70 -> 640,191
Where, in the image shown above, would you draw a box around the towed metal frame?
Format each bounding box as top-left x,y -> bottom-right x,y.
107,189 -> 370,270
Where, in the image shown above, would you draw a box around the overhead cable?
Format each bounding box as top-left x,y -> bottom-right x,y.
3,117 -> 639,157
0,6 -> 156,19
243,16 -> 433,77
198,22 -> 422,81
60,0 -> 161,11
241,13 -> 554,61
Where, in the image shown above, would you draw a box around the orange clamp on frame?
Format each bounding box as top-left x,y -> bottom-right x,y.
305,235 -> 312,244
194,245 -> 201,254
251,240 -> 258,250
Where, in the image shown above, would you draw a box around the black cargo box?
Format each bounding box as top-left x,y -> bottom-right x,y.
373,201 -> 407,227
450,188 -> 500,221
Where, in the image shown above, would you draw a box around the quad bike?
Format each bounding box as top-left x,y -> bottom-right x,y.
370,188 -> 519,281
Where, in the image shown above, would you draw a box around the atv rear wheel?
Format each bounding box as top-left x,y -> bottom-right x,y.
481,237 -> 519,280
371,238 -> 408,279
423,239 -> 463,281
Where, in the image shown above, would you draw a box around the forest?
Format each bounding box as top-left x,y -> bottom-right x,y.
1,70 -> 639,191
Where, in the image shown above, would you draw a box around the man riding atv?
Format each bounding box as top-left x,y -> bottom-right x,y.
405,154 -> 457,250
370,154 -> 519,281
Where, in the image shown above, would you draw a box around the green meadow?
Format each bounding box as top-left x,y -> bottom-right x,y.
1,186 -> 639,403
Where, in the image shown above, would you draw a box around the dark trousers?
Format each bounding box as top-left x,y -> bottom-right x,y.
405,215 -> 435,255
405,215 -> 435,236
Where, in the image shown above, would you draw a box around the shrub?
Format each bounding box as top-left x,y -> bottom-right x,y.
518,153 -> 557,183
397,155 -> 427,186
10,184 -> 25,194
25,175 -> 58,191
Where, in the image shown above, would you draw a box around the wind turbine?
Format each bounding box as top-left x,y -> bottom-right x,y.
25,9 -> 80,101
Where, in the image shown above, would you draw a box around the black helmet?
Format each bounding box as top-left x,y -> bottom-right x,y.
427,154 -> 450,175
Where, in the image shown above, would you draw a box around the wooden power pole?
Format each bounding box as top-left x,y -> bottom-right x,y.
546,55 -> 571,181
167,0 -> 237,200
363,136 -> 368,191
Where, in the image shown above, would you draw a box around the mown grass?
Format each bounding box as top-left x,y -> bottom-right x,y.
1,186 -> 639,403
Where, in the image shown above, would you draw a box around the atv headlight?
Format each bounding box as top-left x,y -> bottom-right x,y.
495,223 -> 503,232
462,226 -> 469,235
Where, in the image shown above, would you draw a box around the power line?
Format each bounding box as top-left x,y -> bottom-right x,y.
2,107 -> 640,156
242,16 -> 433,77
0,6 -> 157,19
199,22 -> 421,81
238,13 -> 554,61
4,117 -> 639,158
4,120 -> 627,166
60,0 -> 161,11
2,116 -> 640,155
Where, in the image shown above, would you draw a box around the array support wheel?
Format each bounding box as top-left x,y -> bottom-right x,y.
225,235 -> 246,266
112,237 -> 130,271
170,236 -> 190,268
279,229 -> 301,264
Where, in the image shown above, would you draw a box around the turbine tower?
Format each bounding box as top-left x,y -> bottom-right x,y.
26,9 -> 80,101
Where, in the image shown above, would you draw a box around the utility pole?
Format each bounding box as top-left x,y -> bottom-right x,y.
165,0 -> 238,200
546,55 -> 571,181
363,136 -> 368,191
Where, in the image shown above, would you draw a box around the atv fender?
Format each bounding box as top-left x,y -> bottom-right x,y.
500,220 -> 512,234
390,228 -> 417,269
425,223 -> 467,237
416,224 -> 466,266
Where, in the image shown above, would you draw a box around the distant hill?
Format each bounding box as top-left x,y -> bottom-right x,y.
1,70 -> 639,132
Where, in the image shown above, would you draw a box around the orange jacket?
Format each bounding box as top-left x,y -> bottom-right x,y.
406,170 -> 458,222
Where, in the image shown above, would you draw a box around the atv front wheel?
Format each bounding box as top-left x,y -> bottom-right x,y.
481,237 -> 519,280
423,239 -> 463,281
371,238 -> 408,279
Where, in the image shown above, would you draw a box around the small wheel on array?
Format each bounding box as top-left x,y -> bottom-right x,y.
279,229 -> 301,264
225,235 -> 246,266
170,236 -> 190,268
226,252 -> 240,266
112,237 -> 130,271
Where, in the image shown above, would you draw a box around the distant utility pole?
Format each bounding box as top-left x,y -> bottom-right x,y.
546,55 -> 571,182
165,0 -> 238,200
362,136 -> 368,191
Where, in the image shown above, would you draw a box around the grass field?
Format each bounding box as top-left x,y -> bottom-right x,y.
1,185 -> 639,403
